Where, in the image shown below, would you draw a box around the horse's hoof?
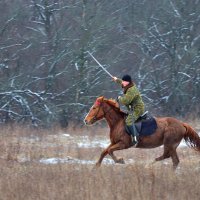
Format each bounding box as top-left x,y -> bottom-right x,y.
173,165 -> 179,171
95,162 -> 101,168
117,158 -> 125,164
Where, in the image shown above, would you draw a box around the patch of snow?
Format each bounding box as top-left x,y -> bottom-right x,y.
63,134 -> 71,137
39,156 -> 135,165
159,141 -> 188,148
163,161 -> 170,165
39,157 -> 95,165
39,156 -> 117,165
20,136 -> 41,143
179,141 -> 187,147
77,138 -> 110,148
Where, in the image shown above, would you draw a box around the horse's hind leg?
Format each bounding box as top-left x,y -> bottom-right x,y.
170,146 -> 180,170
168,141 -> 181,169
155,145 -> 170,161
156,144 -> 180,170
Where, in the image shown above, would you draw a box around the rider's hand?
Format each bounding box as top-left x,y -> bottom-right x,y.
112,76 -> 117,82
117,96 -> 121,102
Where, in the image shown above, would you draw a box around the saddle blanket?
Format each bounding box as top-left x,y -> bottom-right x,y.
135,116 -> 157,136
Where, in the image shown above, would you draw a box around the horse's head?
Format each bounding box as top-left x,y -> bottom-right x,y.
84,96 -> 105,125
84,96 -> 120,125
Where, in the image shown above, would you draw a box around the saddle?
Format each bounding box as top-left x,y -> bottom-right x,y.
135,111 -> 157,136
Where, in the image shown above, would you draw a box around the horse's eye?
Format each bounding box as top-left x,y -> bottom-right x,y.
93,107 -> 96,110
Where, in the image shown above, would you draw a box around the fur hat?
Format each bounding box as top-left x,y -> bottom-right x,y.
122,74 -> 132,83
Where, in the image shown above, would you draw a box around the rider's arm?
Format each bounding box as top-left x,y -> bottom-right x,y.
116,78 -> 122,85
112,77 -> 123,85
118,88 -> 135,105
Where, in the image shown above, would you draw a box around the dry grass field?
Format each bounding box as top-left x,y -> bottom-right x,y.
0,122 -> 200,200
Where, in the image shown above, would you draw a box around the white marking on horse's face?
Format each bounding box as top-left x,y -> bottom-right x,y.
84,104 -> 104,125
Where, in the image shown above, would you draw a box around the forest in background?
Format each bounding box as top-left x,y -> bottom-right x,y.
0,0 -> 199,127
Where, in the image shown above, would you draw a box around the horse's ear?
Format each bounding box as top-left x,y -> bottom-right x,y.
97,96 -> 104,102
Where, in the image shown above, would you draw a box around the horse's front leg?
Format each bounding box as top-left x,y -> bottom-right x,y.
96,144 -> 112,167
109,152 -> 125,164
107,142 -> 126,164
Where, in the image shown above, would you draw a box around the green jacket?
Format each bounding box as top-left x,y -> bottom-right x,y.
116,78 -> 144,123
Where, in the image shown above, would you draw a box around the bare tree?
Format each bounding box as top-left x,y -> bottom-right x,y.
0,0 -> 199,127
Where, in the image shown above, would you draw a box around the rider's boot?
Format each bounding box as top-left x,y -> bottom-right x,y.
127,125 -> 139,146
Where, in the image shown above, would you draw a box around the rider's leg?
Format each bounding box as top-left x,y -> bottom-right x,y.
125,114 -> 139,144
126,124 -> 139,144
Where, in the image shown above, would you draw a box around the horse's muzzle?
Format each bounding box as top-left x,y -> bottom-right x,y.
84,119 -> 90,125
84,118 -> 94,125
84,119 -> 88,125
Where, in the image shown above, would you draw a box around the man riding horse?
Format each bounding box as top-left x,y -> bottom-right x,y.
85,53 -> 200,169
113,75 -> 145,145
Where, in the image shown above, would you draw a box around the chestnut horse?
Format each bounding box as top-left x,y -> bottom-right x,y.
84,96 -> 200,169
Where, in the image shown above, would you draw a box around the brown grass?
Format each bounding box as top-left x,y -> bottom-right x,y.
0,124 -> 200,200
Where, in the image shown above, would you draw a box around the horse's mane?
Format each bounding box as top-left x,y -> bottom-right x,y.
97,96 -> 127,116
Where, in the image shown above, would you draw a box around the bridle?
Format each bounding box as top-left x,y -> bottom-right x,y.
91,103 -> 102,122
91,101 -> 113,123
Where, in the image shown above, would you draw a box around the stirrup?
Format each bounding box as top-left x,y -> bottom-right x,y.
131,135 -> 138,147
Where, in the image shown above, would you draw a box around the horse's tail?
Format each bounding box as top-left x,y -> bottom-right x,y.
183,123 -> 200,151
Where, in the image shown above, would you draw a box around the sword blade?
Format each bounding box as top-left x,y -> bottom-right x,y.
87,51 -> 113,78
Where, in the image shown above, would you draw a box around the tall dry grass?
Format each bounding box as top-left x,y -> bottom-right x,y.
0,125 -> 199,200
